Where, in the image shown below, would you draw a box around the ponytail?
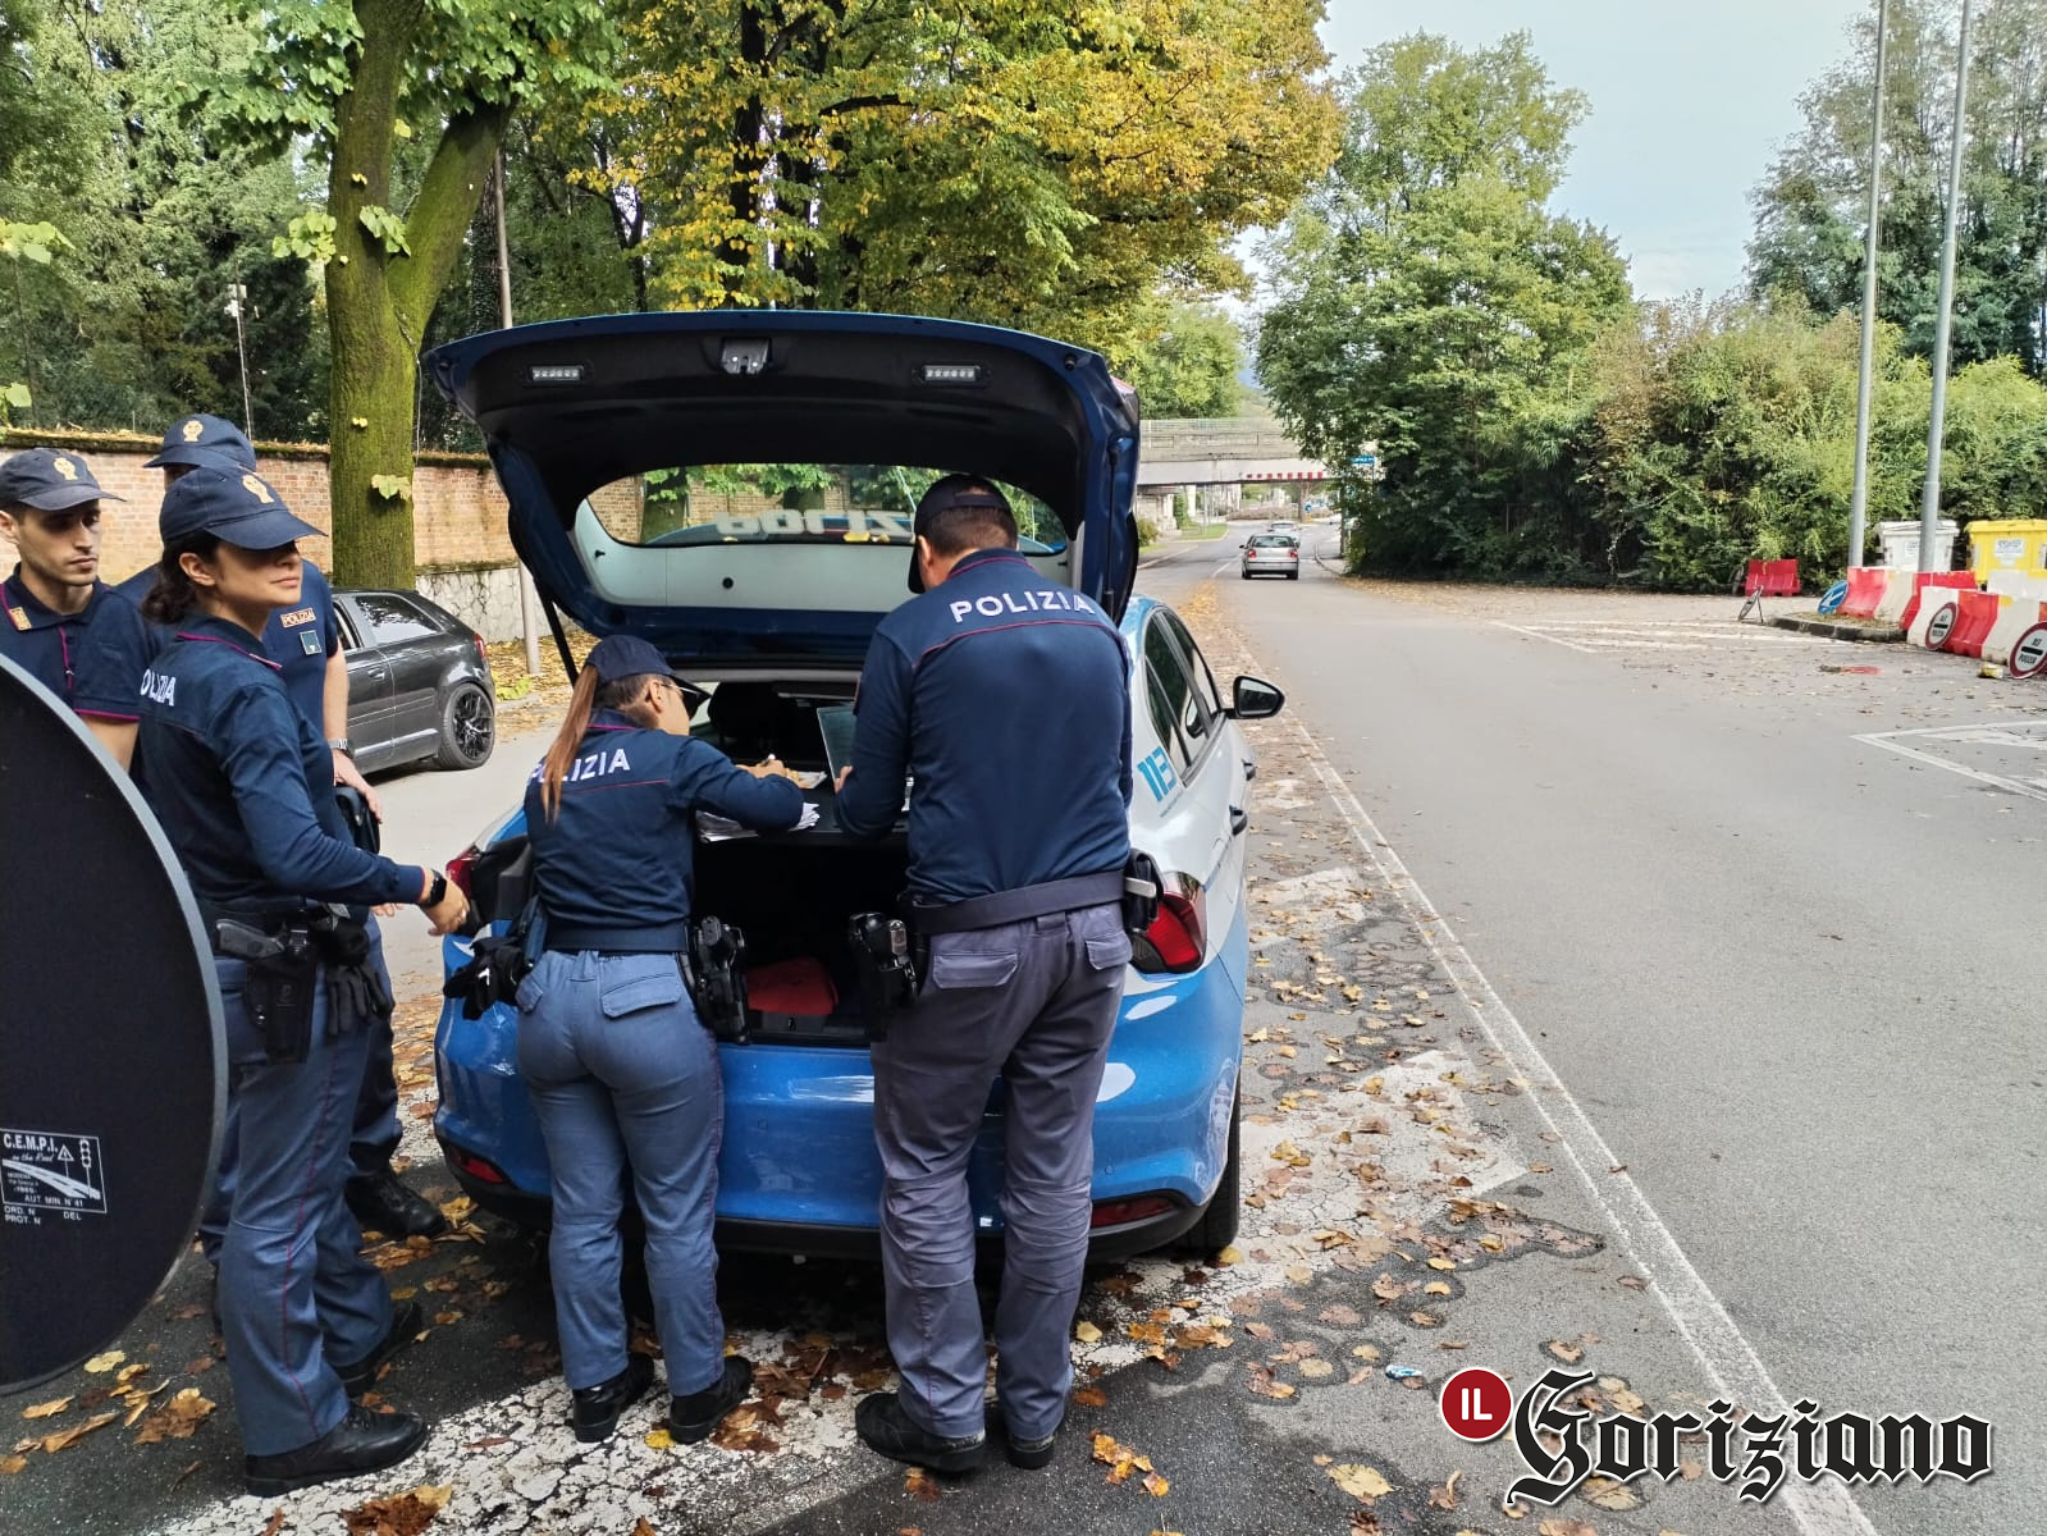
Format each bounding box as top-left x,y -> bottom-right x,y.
537,667 -> 663,821
141,533 -> 220,626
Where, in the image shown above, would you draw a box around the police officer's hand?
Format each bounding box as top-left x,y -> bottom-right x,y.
422,875 -> 470,936
742,754 -> 787,779
833,765 -> 853,794
334,749 -> 384,821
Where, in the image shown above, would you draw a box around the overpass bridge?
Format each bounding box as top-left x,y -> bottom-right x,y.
1136,416 -> 1330,487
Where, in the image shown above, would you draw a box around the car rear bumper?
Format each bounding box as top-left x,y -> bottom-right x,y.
435,913 -> 1245,1256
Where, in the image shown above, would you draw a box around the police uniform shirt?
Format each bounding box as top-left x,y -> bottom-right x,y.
0,567 -> 152,723
118,562 -> 339,729
137,614 -> 424,912
524,711 -> 806,945
837,548 -> 1133,903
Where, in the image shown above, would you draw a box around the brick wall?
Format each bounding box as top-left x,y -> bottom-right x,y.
0,433 -> 515,623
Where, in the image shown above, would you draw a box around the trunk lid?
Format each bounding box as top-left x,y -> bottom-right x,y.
426,311 -> 1142,667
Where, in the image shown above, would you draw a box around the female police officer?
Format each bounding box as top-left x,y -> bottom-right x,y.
136,464 -> 469,1494
518,634 -> 804,1444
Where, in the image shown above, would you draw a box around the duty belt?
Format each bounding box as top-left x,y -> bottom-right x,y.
906,870 -> 1130,936
544,919 -> 691,955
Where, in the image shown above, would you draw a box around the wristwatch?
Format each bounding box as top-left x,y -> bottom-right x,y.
422,872 -> 448,909
328,737 -> 356,759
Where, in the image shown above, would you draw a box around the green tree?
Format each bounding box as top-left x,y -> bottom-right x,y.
224,0 -> 613,587
1748,0 -> 2046,376
1117,300 -> 1245,419
1257,34 -> 1631,577
572,0 -> 1336,358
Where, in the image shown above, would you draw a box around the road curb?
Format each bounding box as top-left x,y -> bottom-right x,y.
1768,614 -> 1906,643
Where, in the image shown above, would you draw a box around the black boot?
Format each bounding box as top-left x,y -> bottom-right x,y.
669,1355 -> 754,1445
572,1355 -> 655,1444
346,1169 -> 448,1239
997,1409 -> 1062,1470
854,1391 -> 985,1474
243,1404 -> 427,1496
336,1300 -> 424,1398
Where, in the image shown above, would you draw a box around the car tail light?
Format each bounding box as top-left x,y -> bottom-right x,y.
1090,1194 -> 1176,1228
1132,874 -> 1206,974
453,1150 -> 508,1186
447,845 -> 480,897
1287,548 -> 1298,560
472,632 -> 488,668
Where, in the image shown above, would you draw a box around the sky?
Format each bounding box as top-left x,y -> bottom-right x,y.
1311,0 -> 1873,300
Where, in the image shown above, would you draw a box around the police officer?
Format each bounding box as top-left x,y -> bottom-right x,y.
835,476 -> 1134,1474
518,635 -> 805,1444
0,448 -> 151,768
136,464 -> 470,1493
125,414 -> 444,1243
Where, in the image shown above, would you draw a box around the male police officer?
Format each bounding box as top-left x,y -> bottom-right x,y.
0,448 -> 150,769
836,476 -> 1134,1474
123,414 -> 444,1242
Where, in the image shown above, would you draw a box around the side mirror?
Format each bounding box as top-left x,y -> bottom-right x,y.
1228,676 -> 1285,720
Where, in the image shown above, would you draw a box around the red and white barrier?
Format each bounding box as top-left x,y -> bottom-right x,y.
1896,571 -> 1977,632
1842,567 -> 1888,618
1943,590 -> 2003,658
1982,598 -> 2048,672
1985,569 -> 2048,604
1910,592 -> 1963,649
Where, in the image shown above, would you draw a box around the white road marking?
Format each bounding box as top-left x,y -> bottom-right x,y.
1279,708 -> 1880,1536
1853,717 -> 2048,801
1492,621 -> 1597,654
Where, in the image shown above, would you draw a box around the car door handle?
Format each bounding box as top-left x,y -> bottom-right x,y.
1229,806 -> 1249,836
1241,757 -> 1257,781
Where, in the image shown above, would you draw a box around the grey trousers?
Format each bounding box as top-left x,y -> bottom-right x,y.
515,950 -> 726,1395
871,901 -> 1130,1440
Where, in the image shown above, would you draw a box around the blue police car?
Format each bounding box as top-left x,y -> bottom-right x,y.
425,312 -> 1283,1258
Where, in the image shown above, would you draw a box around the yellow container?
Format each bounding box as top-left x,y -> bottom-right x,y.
1968,519 -> 2048,581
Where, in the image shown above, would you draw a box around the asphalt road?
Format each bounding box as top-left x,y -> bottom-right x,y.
4,532 -> 2037,1536
1143,525 -> 2046,1536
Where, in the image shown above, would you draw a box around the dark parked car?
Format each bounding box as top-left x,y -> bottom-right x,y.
336,588 -> 496,773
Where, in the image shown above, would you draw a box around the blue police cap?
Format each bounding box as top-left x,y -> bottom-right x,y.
158,464 -> 320,550
0,447 -> 126,513
147,413 -> 257,472
586,634 -> 688,685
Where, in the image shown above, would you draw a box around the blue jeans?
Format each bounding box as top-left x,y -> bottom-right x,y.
214,955 -> 393,1457
515,949 -> 726,1394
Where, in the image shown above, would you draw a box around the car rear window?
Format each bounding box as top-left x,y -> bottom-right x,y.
1248,535 -> 1294,548
580,463 -> 1067,552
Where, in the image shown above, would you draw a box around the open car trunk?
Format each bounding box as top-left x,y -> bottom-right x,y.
464,680 -> 908,1045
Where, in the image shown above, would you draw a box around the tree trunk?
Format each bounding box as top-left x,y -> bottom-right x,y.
324,0 -> 506,589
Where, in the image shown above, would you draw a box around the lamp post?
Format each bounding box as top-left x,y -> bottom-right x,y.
224,281 -> 254,438
1846,0 -> 1889,573
1917,0 -> 1974,572
493,147 -> 543,678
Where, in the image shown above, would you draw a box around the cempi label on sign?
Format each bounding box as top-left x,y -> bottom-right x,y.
1,1128 -> 109,1219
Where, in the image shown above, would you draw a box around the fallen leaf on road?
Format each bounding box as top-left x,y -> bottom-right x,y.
134,1389 -> 215,1444
904,1467 -> 940,1503
1297,1359 -> 1334,1379
1619,1275 -> 1647,1291
0,1455 -> 26,1475
1350,1344 -> 1382,1362
1424,1282 -> 1451,1297
1074,1320 -> 1102,1344
1537,1521 -> 1596,1536
1246,1365 -> 1296,1400
630,1522 -> 656,1536
1143,1471 -> 1170,1497
1327,1463 -> 1391,1501
258,1509 -> 287,1536
1213,1246 -> 1243,1268
341,1484 -> 452,1536
22,1398 -> 70,1420
643,1427 -> 673,1450
171,1460 -> 205,1488
82,1352 -> 125,1375
1426,1257 -> 1455,1271
1428,1469 -> 1462,1510
1284,1265 -> 1313,1285
1581,1475 -> 1640,1510
40,1411 -> 118,1454
1545,1340 -> 1584,1364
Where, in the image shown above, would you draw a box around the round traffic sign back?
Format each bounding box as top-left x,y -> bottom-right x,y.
1439,1366 -> 1514,1442
2009,623 -> 2046,680
1925,601 -> 1958,651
